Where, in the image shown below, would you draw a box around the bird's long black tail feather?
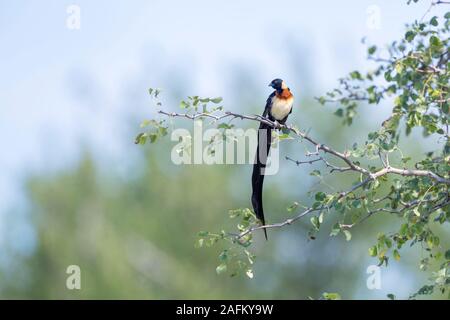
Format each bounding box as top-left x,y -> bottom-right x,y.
251,122 -> 272,240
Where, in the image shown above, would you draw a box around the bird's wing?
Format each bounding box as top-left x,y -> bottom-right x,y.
262,92 -> 275,119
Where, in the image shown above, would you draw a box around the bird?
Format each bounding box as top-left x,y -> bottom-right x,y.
251,78 -> 294,240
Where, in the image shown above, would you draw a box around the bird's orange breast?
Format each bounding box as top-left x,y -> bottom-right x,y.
276,88 -> 293,100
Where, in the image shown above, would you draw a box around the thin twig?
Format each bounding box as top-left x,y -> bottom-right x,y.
236,207 -> 323,239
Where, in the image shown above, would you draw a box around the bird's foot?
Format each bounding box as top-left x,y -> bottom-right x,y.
273,120 -> 281,129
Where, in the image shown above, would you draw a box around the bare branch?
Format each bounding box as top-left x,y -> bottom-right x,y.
286,155 -> 352,173
236,207 -> 323,239
386,166 -> 450,185
285,156 -> 322,166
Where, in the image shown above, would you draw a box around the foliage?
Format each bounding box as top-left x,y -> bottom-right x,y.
316,4 -> 450,298
136,2 -> 449,299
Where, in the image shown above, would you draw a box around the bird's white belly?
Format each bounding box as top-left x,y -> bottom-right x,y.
270,96 -> 294,120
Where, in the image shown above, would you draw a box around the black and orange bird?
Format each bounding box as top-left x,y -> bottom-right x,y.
251,78 -> 294,240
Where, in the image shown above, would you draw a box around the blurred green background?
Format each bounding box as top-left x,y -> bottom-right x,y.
0,0 -> 447,299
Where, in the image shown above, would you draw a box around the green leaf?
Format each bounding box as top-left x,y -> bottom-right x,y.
210,97 -> 223,104
430,16 -> 438,26
322,292 -> 341,300
216,263 -> 227,275
287,202 -> 299,212
318,211 -> 325,224
134,132 -> 147,145
194,238 -> 204,248
427,236 -> 439,249
395,62 -> 403,74
416,285 -> 434,296
217,123 -> 234,129
140,120 -> 151,128
387,293 -> 396,300
445,250 -> 450,260
318,96 -> 326,105
334,108 -> 344,117
384,238 -> 392,249
350,71 -> 362,80
369,245 -> 378,257
277,133 -> 292,141
315,192 -> 326,202
219,250 -> 228,262
311,216 -> 320,231
400,223 -> 409,236
405,30 -> 416,42
330,223 -> 341,237
429,35 -> 441,47
158,126 -> 168,137
401,157 -> 411,164
393,249 -> 401,261
148,133 -> 158,143
343,230 -> 352,242
180,100 -> 189,109
351,199 -> 362,209
310,170 -> 321,177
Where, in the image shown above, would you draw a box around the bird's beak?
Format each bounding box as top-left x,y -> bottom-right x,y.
268,83 -> 272,87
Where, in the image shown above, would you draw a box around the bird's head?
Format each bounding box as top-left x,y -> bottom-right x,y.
269,78 -> 287,92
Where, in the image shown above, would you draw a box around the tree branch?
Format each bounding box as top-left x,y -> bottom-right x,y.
158,109 -> 450,186
156,108 -> 449,238
236,207 -> 322,239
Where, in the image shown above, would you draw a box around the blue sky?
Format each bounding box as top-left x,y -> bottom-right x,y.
0,0 -> 442,296
0,0 -> 437,200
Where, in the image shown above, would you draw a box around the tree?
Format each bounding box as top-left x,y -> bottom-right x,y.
137,1 -> 449,299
